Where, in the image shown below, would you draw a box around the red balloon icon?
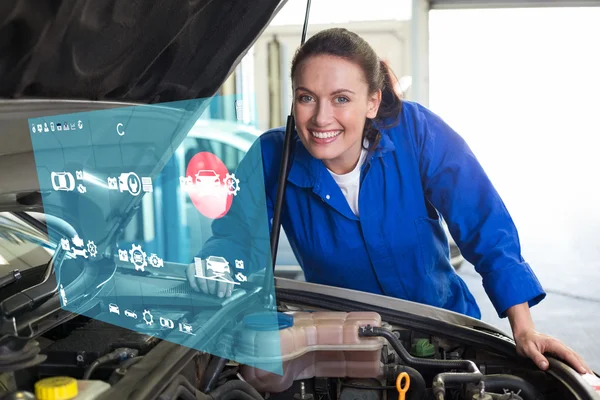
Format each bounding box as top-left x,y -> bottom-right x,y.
185,152 -> 233,219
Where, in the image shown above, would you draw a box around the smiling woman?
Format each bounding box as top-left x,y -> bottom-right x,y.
290,29 -> 401,175
191,27 -> 592,375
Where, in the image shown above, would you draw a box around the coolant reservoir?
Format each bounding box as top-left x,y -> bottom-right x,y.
239,311 -> 384,393
34,377 -> 110,400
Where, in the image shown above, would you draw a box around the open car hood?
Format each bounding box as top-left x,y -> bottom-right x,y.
0,0 -> 284,209
0,1 -> 284,103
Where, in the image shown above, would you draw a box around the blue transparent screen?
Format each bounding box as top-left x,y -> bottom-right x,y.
28,96 -> 283,375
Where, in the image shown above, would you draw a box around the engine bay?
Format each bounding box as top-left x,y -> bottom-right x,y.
0,300 -> 586,400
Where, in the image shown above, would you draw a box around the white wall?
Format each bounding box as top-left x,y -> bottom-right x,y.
429,7 -> 600,301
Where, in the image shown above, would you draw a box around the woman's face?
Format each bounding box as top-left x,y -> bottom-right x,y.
293,55 -> 381,175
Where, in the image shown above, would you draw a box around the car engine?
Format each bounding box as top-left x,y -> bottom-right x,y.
0,302 -> 586,400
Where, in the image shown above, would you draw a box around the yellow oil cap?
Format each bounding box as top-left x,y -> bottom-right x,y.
35,376 -> 78,400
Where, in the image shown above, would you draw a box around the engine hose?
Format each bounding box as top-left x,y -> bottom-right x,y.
480,374 -> 544,400
432,372 -> 483,400
158,375 -> 199,400
219,390 -> 264,400
200,356 -> 229,393
83,348 -> 139,380
108,356 -> 144,385
358,325 -> 480,373
384,365 -> 427,400
207,380 -> 264,400
166,385 -> 196,400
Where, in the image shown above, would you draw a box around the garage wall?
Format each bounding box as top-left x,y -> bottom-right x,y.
429,0 -> 600,8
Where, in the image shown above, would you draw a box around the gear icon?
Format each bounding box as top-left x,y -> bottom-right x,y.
87,241 -> 98,257
148,253 -> 163,268
224,173 -> 240,196
142,309 -> 154,325
129,244 -> 147,272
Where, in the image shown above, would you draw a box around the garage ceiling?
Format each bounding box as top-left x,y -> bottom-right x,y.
429,0 -> 600,8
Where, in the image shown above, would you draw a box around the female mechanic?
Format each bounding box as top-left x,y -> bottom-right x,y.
187,27 -> 590,374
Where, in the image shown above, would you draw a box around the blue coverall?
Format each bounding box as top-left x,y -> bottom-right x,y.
200,101 -> 546,320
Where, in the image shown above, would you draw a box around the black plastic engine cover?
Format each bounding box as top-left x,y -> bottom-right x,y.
38,318 -> 158,379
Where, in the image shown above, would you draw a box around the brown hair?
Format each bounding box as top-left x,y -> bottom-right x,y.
291,27 -> 402,151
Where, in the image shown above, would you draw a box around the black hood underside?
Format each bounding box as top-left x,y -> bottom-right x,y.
0,0 -> 283,103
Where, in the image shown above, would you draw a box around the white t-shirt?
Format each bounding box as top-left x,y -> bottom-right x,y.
327,145 -> 368,217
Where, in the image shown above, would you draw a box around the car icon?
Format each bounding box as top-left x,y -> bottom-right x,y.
124,310 -> 137,319
51,172 -> 75,191
206,256 -> 230,274
108,303 -> 120,314
194,170 -> 221,193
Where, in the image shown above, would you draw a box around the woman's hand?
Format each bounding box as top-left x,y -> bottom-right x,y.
514,328 -> 591,374
507,302 -> 591,374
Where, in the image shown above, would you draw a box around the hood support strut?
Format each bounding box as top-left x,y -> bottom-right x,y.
269,0 -> 312,271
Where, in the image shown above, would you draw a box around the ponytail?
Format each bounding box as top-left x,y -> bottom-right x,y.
363,61 -> 403,152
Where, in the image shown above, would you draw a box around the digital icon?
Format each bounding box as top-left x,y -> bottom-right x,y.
37,124 -> 43,132
43,123 -> 49,132
108,303 -> 120,315
76,170 -> 84,180
107,177 -> 118,190
32,124 -> 36,133
129,244 -> 147,272
64,122 -> 70,131
119,172 -> 142,196
72,235 -> 84,248
179,176 -> 193,189
143,310 -> 154,325
57,123 -> 62,131
77,184 -> 87,194
141,177 -> 153,193
159,317 -> 174,329
118,249 -> 129,262
235,100 -> 244,121
51,172 -> 76,191
235,260 -> 244,269
194,257 -> 204,278
224,173 -> 240,196
194,256 -> 239,285
87,241 -> 97,257
50,122 -> 55,132
71,248 -> 88,258
59,285 -> 68,306
61,238 -> 71,251
78,120 -> 83,130
206,256 -> 230,277
148,254 -> 163,268
194,170 -> 221,195
70,122 -> 76,131
116,123 -> 125,136
235,272 -> 247,282
179,322 -> 196,336
63,234 -> 98,259
124,310 -> 138,319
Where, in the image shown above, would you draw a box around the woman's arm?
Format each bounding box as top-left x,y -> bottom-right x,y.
407,102 -> 590,373
507,302 -> 590,373
408,103 -> 545,318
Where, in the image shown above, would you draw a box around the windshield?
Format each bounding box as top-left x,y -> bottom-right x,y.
27,95 -> 284,374
0,212 -> 52,273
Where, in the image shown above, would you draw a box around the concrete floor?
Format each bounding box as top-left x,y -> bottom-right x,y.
457,262 -> 600,373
